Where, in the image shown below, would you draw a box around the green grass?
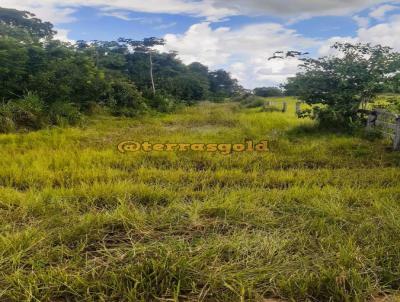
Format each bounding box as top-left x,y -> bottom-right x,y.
1,98 -> 400,301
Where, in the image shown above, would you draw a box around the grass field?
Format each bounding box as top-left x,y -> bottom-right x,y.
1,98 -> 400,301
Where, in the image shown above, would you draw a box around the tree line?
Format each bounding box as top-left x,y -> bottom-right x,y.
0,7 -> 242,132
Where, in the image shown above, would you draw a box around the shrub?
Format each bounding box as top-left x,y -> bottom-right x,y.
84,101 -> 108,116
240,96 -> 265,108
48,101 -> 83,126
109,80 -> 147,113
0,104 -> 15,133
313,107 -> 363,131
147,93 -> 178,113
5,93 -> 46,131
284,43 -> 400,129
231,92 -> 253,102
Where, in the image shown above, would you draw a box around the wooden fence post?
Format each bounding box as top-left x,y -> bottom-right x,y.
265,101 -> 271,106
393,117 -> 400,151
295,102 -> 301,115
282,102 -> 287,113
366,111 -> 377,130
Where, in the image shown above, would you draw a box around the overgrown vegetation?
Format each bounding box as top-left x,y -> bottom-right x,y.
284,43 -> 400,129
0,7 -> 242,133
3,5 -> 400,301
1,100 -> 400,301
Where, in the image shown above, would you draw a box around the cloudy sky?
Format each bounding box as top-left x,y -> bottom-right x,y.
2,0 -> 400,88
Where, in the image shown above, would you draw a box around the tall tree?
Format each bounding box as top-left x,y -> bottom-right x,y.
0,7 -> 55,42
118,37 -> 165,95
209,69 -> 242,98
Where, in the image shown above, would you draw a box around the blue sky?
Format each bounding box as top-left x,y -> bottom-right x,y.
3,0 -> 400,88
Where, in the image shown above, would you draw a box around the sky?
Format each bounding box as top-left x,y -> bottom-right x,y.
2,0 -> 400,88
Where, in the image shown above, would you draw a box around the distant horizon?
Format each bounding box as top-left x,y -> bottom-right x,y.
2,0 -> 400,89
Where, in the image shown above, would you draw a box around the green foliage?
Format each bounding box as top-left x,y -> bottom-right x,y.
240,96 -> 265,108
296,108 -> 313,118
165,75 -> 209,103
0,7 -> 55,42
209,69 -> 243,99
147,92 -> 179,113
231,92 -> 250,101
0,104 -> 15,133
0,93 -> 46,132
253,86 -> 283,97
285,42 -> 400,128
108,78 -> 147,112
0,6 -> 241,133
0,37 -> 29,100
48,101 -> 83,126
385,95 -> 400,113
283,77 -> 302,96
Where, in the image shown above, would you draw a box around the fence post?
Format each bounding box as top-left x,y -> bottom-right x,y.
393,117 -> 400,151
366,111 -> 377,130
265,101 -> 271,106
295,102 -> 301,115
282,102 -> 287,113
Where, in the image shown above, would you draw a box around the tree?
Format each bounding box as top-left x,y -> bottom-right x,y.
208,69 -> 242,98
0,38 -> 29,99
283,42 -> 400,128
253,87 -> 283,97
0,6 -> 243,128
118,37 -> 165,95
0,7 -> 55,42
282,77 -> 301,96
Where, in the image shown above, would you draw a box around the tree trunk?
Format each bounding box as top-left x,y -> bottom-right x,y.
149,52 -> 156,95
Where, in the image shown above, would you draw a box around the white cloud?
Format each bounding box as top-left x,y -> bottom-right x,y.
0,1 -> 77,24
0,0 -> 235,24
357,14 -> 400,49
353,15 -> 370,28
54,28 -> 74,42
369,4 -> 399,20
212,0 -> 390,19
318,12 -> 400,58
154,22 -> 177,30
0,0 -> 395,25
161,22 -> 318,88
3,0 -> 400,88
100,10 -> 133,21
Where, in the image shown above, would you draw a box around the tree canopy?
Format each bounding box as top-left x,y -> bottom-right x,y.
0,7 -> 55,42
284,42 -> 400,128
253,87 -> 283,97
0,6 -> 242,132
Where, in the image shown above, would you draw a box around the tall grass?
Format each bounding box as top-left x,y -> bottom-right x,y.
0,98 -> 400,301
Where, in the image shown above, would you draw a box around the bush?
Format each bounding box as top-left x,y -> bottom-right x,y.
84,101 -> 108,116
147,93 -> 178,113
314,107 -> 362,131
48,101 -> 83,126
0,104 -> 15,133
240,96 -> 265,108
231,92 -> 253,102
0,94 -> 85,133
5,93 -> 46,131
109,80 -> 147,112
